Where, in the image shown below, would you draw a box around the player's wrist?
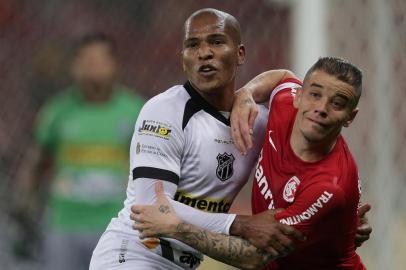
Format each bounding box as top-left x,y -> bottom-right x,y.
229,215 -> 250,237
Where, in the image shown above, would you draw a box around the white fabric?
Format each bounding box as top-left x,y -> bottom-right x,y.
92,84 -> 267,269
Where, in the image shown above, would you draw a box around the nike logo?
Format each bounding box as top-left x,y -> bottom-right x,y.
269,130 -> 277,151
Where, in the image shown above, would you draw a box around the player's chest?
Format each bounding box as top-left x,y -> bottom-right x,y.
254,147 -> 309,209
179,117 -> 258,191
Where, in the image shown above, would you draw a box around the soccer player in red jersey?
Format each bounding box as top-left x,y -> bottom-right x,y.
131,57 -> 370,269
229,57 -> 367,269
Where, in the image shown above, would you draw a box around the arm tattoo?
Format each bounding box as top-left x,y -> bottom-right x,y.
171,222 -> 273,269
158,205 -> 170,214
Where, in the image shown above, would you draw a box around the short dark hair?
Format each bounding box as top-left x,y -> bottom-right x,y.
304,57 -> 363,105
73,32 -> 117,56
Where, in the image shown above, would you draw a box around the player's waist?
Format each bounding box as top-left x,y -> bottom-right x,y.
111,210 -> 203,269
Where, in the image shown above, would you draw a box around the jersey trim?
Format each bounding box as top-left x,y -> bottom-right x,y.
269,79 -> 302,111
132,167 -> 180,185
182,98 -> 202,130
183,81 -> 230,126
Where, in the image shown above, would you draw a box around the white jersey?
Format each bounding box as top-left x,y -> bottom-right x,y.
92,82 -> 267,270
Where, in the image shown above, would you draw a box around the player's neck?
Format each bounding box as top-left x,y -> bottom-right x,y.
80,82 -> 114,103
290,122 -> 337,162
197,83 -> 235,112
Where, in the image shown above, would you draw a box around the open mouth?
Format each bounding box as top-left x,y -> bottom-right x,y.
198,64 -> 217,76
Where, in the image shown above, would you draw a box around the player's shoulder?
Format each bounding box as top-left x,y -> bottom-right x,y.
137,84 -> 190,128
37,85 -> 79,118
269,77 -> 302,110
113,85 -> 145,103
142,84 -> 189,112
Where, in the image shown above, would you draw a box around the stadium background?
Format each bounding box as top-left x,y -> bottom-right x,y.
0,0 -> 405,269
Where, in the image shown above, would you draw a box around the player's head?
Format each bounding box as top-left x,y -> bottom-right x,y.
294,57 -> 363,143
181,8 -> 245,93
71,33 -> 118,100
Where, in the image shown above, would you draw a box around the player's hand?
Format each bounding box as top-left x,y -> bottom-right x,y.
231,210 -> 306,257
355,203 -> 372,247
130,182 -> 182,239
230,87 -> 258,155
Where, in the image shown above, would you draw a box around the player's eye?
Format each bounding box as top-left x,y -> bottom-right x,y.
185,40 -> 198,48
331,99 -> 346,109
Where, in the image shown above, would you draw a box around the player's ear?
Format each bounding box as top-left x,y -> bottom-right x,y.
293,87 -> 302,109
343,108 -> 358,127
237,44 -> 246,66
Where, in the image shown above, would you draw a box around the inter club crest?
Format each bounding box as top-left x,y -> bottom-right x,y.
216,153 -> 235,181
283,176 -> 301,203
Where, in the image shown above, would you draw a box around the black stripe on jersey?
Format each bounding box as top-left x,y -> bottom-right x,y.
182,98 -> 201,130
183,81 -> 230,126
132,167 -> 179,185
159,238 -> 175,262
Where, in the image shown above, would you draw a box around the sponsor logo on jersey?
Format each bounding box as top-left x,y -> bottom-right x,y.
254,149 -> 275,209
283,176 -> 301,203
174,191 -> 232,213
216,152 -> 235,181
138,120 -> 172,139
179,251 -> 202,268
279,191 -> 334,225
136,143 -> 168,158
118,239 -> 129,263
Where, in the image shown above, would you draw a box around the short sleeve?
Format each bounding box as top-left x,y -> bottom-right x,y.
129,96 -> 185,185
275,181 -> 346,235
34,98 -> 64,151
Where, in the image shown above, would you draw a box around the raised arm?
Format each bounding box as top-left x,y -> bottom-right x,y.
231,69 -> 299,154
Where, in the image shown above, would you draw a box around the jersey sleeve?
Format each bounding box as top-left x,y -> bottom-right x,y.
34,96 -> 65,151
274,181 -> 346,236
129,96 -> 184,184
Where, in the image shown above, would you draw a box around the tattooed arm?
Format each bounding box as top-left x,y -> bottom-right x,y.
231,69 -> 299,153
170,222 -> 273,270
131,182 -> 275,270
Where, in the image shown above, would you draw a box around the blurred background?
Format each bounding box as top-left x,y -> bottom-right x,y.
0,0 -> 405,269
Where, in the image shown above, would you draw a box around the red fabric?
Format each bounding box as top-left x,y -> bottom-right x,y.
251,79 -> 366,270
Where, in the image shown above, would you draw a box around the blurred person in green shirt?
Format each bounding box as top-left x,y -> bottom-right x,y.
15,33 -> 144,270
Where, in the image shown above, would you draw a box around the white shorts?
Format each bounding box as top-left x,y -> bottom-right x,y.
89,230 -> 202,270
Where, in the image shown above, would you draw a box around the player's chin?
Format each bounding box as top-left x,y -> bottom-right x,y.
302,130 -> 328,143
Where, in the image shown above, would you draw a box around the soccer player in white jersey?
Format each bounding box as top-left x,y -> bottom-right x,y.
89,8 -> 304,270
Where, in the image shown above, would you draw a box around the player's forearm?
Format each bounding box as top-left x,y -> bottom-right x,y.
169,221 -> 274,270
243,69 -> 296,103
171,199 -> 236,234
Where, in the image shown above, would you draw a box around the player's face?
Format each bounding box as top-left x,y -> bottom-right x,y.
182,15 -> 245,93
72,42 -> 117,87
293,70 -> 358,143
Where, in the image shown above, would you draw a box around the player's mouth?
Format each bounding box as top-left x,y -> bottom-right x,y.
198,64 -> 217,77
306,117 -> 328,129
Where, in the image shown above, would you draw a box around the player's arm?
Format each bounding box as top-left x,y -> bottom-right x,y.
132,182 -> 275,270
231,69 -> 300,154
14,97 -> 58,215
355,203 -> 372,247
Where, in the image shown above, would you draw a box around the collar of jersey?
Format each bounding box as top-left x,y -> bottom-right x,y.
183,81 -> 230,126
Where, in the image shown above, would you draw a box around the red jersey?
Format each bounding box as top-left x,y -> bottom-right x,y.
251,78 -> 366,270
